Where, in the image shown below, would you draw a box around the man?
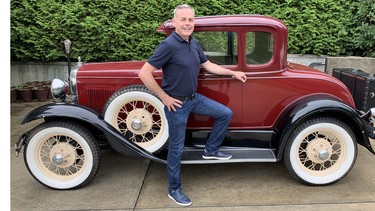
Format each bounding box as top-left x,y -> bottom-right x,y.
138,4 -> 247,206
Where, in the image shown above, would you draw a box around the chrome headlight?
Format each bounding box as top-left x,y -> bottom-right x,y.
51,79 -> 69,99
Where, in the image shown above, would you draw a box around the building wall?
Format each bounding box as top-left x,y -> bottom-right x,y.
325,56 -> 375,75
287,54 -> 326,72
10,62 -> 74,86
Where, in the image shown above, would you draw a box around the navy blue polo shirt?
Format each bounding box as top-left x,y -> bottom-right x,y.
147,31 -> 208,96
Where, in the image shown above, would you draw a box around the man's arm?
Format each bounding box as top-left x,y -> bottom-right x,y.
138,62 -> 182,111
201,60 -> 247,82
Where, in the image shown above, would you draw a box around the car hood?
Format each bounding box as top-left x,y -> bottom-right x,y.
79,60 -> 147,72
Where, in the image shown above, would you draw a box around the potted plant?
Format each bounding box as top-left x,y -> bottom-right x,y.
32,86 -> 48,102
18,84 -> 33,102
42,83 -> 52,99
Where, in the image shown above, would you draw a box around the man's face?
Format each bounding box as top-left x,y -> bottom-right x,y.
173,8 -> 195,41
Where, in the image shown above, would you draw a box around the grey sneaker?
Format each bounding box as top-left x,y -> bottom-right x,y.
202,150 -> 232,160
168,189 -> 192,206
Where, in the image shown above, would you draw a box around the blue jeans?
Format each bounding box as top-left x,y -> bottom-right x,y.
165,93 -> 232,192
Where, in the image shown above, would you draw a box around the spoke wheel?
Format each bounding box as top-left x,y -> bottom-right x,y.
103,85 -> 168,153
24,121 -> 100,189
284,117 -> 357,185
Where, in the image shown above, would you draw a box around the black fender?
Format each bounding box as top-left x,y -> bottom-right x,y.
274,95 -> 375,160
19,103 -> 166,163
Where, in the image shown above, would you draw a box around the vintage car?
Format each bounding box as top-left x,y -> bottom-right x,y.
15,15 -> 375,190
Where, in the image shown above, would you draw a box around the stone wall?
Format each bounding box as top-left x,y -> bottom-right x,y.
10,62 -> 76,87
325,56 -> 375,75
287,54 -> 326,72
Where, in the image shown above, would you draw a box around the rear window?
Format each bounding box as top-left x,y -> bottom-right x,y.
246,32 -> 274,65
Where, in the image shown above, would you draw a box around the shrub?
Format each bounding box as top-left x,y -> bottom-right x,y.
10,0 -> 372,62
346,0 -> 375,57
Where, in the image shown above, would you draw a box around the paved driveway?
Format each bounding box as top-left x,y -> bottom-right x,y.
10,101 -> 375,210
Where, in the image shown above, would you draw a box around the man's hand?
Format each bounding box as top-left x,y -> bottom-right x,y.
201,60 -> 247,82
161,95 -> 183,112
139,62 -> 183,111
232,71 -> 247,83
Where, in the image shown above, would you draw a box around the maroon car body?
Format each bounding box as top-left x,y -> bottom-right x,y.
76,15 -> 354,128
16,15 -> 375,190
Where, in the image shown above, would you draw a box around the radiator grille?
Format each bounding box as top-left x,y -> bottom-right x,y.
87,88 -> 116,113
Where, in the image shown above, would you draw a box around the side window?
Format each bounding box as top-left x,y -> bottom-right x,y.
246,32 -> 274,65
193,32 -> 238,65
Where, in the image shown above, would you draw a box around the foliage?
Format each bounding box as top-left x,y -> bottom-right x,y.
346,0 -> 375,57
10,0 -> 373,62
271,0 -> 352,56
11,0 -> 169,62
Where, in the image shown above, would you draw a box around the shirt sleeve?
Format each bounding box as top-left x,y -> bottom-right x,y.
147,41 -> 172,69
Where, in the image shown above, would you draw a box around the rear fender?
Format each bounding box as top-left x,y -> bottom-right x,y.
20,103 -> 166,163
274,96 -> 375,160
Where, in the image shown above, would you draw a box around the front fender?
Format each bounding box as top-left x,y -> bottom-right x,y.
21,102 -> 101,124
19,103 -> 166,163
275,96 -> 375,160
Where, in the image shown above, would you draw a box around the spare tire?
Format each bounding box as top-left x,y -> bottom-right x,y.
103,85 -> 169,153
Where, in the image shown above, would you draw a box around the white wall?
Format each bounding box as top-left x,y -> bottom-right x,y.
325,56 -> 375,75
10,62 -> 74,86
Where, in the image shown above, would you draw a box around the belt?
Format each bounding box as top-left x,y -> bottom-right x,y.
170,93 -> 196,101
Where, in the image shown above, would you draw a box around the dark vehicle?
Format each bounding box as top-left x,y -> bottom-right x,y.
15,15 -> 375,190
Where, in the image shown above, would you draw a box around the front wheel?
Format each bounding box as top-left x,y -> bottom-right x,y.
284,117 -> 357,185
24,121 -> 101,189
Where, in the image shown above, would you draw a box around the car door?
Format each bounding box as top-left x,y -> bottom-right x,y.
188,30 -> 244,128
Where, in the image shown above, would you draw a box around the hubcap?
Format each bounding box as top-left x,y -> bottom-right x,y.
126,109 -> 152,134
52,154 -> 64,165
131,119 -> 142,130
318,150 -> 330,160
306,138 -> 333,163
49,142 -> 76,168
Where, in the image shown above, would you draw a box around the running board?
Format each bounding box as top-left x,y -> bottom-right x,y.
180,147 -> 277,164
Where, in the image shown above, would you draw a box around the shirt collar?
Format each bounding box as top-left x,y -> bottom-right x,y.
172,31 -> 192,43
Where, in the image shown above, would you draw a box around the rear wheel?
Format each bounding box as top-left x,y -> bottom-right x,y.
103,85 -> 168,153
284,117 -> 357,185
24,121 -> 100,189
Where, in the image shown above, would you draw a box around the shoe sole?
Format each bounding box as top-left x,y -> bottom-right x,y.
202,155 -> 232,160
168,194 -> 192,206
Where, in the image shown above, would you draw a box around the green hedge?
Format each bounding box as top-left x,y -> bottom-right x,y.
346,0 -> 375,57
10,0 -> 374,62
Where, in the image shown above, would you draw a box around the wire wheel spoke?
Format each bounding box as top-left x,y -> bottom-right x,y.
41,134 -> 84,176
299,130 -> 342,171
116,100 -> 162,144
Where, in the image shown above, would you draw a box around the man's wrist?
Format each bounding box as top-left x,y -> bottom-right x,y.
227,69 -> 234,76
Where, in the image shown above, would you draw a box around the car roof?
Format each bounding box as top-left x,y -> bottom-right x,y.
157,15 -> 287,33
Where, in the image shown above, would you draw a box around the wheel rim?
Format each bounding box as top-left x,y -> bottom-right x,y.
113,97 -> 165,149
297,129 -> 346,176
36,133 -> 87,180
